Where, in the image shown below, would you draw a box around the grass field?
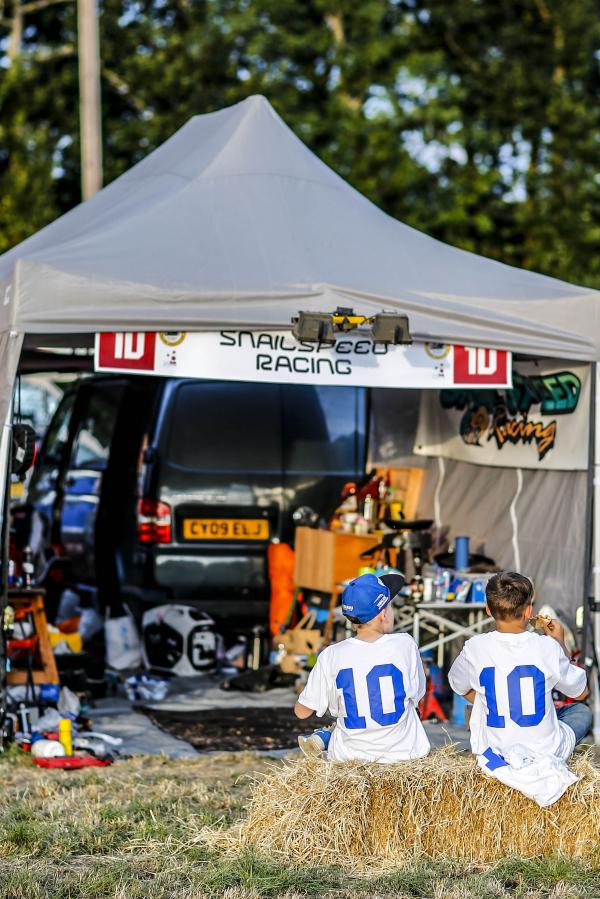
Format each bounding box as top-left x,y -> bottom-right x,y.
0,749 -> 598,899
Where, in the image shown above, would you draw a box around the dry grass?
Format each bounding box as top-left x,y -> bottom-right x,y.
0,747 -> 598,897
207,747 -> 600,874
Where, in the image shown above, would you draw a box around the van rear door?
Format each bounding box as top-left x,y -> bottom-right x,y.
154,380 -> 282,598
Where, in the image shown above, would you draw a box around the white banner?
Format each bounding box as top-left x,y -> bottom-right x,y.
95,331 -> 512,390
414,360 -> 590,470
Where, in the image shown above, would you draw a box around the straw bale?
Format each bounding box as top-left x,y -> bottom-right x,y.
207,748 -> 600,873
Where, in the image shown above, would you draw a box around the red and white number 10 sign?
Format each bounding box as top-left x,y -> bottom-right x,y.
453,346 -> 509,386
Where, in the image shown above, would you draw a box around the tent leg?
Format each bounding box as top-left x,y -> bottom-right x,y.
0,395 -> 13,730
0,397 -> 13,521
592,364 -> 600,744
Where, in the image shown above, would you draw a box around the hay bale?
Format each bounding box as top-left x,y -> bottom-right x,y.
209,748 -> 600,873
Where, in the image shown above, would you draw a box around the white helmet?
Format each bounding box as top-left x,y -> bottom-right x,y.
31,739 -> 66,759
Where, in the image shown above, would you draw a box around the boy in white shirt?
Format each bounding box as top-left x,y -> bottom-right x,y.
294,572 -> 430,763
449,571 -> 591,806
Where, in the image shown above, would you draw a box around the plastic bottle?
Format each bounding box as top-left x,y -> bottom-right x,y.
363,494 -> 375,525
22,547 -> 34,589
377,470 -> 391,520
58,718 -> 73,756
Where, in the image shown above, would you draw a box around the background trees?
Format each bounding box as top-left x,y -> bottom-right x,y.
1,0 -> 599,286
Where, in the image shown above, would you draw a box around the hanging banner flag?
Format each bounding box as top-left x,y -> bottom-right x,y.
414,360 -> 590,470
94,331 -> 512,389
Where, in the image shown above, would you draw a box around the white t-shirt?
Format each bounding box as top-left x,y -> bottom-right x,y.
449,631 -> 587,761
298,633 -> 430,763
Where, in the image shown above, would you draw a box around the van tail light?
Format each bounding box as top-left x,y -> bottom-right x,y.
137,499 -> 172,544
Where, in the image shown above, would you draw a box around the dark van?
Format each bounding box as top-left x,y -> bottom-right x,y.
26,376 -> 366,624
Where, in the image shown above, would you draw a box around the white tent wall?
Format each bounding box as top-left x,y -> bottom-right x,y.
417,459 -> 587,621
369,388 -> 588,621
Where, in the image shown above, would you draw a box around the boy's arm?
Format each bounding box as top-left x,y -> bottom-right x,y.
547,624 -> 589,701
448,647 -> 474,699
294,700 -> 315,720
407,640 -> 427,703
294,654 -> 329,718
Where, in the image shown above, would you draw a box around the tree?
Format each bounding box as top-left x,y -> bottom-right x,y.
403,0 -> 600,285
1,0 -> 599,288
0,0 -> 78,250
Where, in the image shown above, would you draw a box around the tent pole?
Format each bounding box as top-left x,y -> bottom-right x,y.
0,395 -> 14,528
0,394 -> 13,729
592,363 -> 600,744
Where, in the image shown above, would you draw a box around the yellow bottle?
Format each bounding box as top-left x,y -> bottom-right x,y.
59,718 -> 73,756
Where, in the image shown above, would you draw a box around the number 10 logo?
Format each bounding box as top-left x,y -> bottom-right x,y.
336,664 -> 406,728
479,665 -> 546,727
453,346 -> 509,386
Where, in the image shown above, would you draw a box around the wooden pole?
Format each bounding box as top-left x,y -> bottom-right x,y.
77,0 -> 103,199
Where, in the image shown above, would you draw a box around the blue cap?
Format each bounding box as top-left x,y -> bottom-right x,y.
341,572 -> 404,624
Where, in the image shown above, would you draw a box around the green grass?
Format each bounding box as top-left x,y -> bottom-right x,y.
0,749 -> 598,899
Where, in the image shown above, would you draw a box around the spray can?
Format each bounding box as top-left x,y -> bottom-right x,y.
58,718 -> 73,756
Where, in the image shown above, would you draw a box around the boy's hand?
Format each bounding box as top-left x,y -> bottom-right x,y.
541,618 -> 565,641
538,617 -> 571,658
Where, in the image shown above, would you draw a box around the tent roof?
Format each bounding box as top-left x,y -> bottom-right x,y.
1,95 -> 599,359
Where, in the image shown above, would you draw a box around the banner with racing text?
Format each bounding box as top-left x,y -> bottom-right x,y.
94,331 -> 512,390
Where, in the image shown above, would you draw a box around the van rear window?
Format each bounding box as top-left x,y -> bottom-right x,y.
282,386 -> 364,473
165,382 -> 281,472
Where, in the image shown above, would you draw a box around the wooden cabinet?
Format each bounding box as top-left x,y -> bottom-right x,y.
294,527 -> 379,595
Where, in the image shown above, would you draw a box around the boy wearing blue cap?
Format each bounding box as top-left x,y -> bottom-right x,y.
294,572 -> 430,762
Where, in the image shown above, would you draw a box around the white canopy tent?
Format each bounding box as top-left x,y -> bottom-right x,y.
0,95 -> 599,738
1,96 -> 600,355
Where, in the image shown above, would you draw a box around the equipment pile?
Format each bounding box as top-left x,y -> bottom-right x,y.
5,684 -> 121,769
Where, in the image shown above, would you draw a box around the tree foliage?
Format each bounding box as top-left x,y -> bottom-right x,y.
1,0 -> 599,286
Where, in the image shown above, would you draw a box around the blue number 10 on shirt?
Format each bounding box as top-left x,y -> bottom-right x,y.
336,664 -> 406,728
479,665 -> 546,727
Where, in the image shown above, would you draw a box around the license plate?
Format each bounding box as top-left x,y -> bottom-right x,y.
182,518 -> 269,541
